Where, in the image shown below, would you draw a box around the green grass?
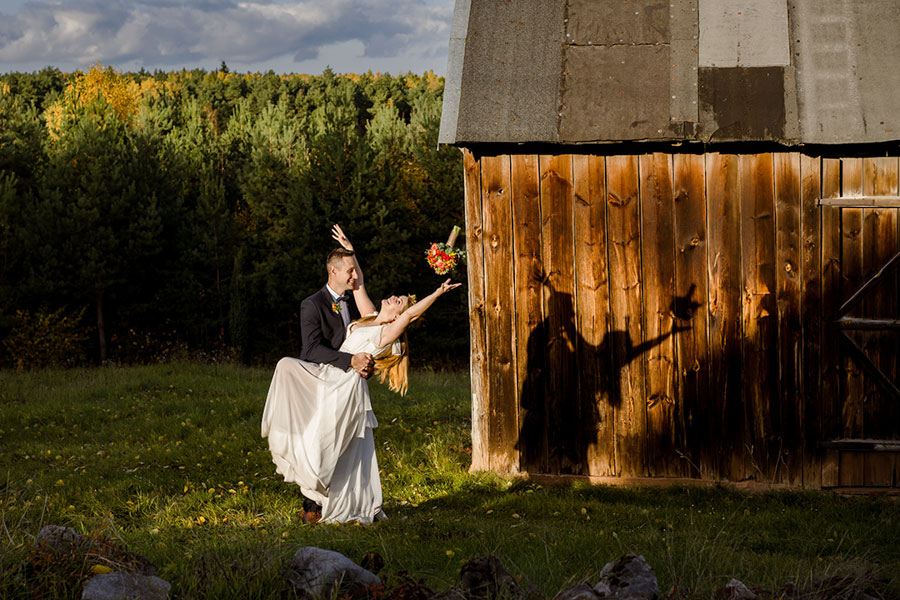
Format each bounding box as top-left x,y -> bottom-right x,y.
1,363 -> 899,599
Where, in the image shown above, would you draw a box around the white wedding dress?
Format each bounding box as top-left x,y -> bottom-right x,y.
261,324 -> 390,524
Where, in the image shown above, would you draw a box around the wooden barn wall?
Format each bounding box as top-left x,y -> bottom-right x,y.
463,150 -> 900,487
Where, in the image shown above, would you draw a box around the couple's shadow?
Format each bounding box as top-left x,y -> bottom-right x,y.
517,284 -> 695,474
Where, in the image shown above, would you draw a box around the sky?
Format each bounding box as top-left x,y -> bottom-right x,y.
0,0 -> 454,76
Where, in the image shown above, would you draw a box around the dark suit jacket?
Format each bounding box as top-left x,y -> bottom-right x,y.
299,286 -> 361,371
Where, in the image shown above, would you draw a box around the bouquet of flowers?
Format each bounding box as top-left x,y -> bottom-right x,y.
425,226 -> 466,275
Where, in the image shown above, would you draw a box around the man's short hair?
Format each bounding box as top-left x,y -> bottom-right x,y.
326,248 -> 355,270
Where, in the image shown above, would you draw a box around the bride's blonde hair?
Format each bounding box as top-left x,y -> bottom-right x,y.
353,315 -> 410,395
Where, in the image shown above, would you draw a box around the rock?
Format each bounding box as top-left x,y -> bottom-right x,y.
81,572 -> 170,600
36,524 -> 156,576
459,555 -> 522,599
285,546 -> 381,599
593,554 -> 659,600
715,579 -> 757,600
37,524 -> 82,554
554,582 -> 601,600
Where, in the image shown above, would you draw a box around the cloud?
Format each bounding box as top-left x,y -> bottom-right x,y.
0,0 -> 452,73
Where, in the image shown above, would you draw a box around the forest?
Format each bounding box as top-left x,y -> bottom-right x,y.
0,65 -> 465,369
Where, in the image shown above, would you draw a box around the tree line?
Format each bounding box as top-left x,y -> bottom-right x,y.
0,65 -> 466,368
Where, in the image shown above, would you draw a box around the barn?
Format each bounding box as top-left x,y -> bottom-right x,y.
439,0 -> 900,490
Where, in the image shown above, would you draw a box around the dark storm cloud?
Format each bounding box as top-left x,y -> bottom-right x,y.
0,0 -> 451,71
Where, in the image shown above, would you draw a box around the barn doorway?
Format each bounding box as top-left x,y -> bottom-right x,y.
818,159 -> 900,489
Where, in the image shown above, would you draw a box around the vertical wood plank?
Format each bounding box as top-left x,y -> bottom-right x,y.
821,449 -> 839,488
888,158 -> 900,442
861,157 -> 898,488
573,154 -> 616,476
640,153 -> 684,478
775,152 -> 803,486
839,158 -> 864,486
540,154 -> 580,474
673,153 -> 710,478
511,154 -> 546,473
800,153 -> 823,488
884,161 -> 900,442
706,153 -> 745,482
606,154 -> 647,477
888,161 -> 900,443
740,153 -> 778,481
462,149 -> 489,472
861,157 -> 898,441
821,158 -> 842,448
480,154 -> 518,473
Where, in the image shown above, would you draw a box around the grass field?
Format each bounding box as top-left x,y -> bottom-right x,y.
1,363 -> 898,599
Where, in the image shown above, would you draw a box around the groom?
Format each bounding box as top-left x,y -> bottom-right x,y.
298,247 -> 374,521
300,247 -> 375,377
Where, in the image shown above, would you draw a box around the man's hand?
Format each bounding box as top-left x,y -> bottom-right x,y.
351,352 -> 374,378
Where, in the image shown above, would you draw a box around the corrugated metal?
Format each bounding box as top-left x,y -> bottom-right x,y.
438,0 -> 900,145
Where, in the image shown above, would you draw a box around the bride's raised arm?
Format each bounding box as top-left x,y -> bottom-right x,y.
378,279 -> 461,348
331,224 -> 377,316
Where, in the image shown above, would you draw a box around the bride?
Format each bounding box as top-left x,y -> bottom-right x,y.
261,230 -> 461,524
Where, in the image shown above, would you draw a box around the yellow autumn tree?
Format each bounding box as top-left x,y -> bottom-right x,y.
44,64 -> 165,139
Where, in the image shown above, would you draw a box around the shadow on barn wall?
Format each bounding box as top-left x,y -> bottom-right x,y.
517,282 -> 697,475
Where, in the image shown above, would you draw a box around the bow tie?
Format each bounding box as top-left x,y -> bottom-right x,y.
336,291 -> 352,303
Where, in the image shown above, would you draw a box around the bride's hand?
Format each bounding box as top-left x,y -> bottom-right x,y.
437,279 -> 462,294
331,224 -> 353,251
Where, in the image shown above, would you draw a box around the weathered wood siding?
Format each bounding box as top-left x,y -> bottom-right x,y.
464,150 -> 900,487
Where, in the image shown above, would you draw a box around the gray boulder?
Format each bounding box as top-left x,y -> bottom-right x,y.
593,555 -> 659,600
286,546 -> 381,599
81,572 -> 170,600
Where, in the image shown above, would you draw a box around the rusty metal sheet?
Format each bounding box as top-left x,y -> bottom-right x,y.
698,66 -> 785,141
560,44 -> 672,142
567,0 -> 669,45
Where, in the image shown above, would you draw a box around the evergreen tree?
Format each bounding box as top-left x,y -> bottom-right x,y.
0,67 -> 465,366
37,68 -> 167,362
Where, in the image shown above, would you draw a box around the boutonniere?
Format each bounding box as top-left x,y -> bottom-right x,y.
331,301 -> 341,315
